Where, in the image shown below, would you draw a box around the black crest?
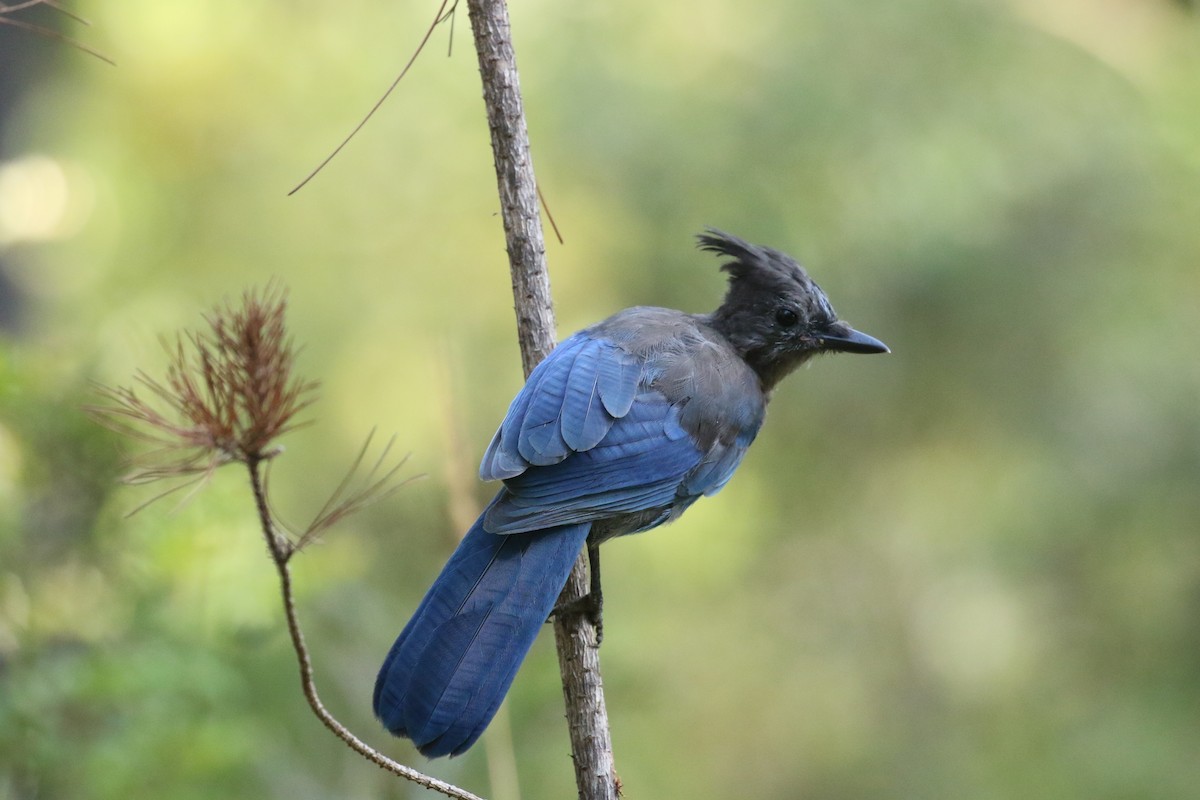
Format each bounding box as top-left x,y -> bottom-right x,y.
697,228 -> 833,321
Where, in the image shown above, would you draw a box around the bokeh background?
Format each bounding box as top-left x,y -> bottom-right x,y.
2,1 -> 1199,798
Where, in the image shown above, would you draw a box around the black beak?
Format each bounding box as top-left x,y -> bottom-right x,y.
817,322 -> 890,355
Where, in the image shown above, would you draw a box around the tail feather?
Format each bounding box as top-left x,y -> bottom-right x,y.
373,512 -> 590,757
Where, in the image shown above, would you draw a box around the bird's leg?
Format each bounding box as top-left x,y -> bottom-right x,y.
549,542 -> 604,643
585,542 -> 604,639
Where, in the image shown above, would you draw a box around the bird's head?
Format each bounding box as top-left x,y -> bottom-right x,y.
700,229 -> 888,389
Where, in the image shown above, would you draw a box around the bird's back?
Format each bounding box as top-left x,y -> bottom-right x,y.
592,306 -> 766,451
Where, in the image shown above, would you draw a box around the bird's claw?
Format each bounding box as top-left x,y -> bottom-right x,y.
548,592 -> 604,643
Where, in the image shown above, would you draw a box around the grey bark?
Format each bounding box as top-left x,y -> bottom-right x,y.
463,1 -> 619,798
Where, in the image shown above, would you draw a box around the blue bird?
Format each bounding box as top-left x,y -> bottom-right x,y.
373,230 -> 888,757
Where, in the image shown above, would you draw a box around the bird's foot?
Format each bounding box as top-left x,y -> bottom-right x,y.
548,592 -> 604,644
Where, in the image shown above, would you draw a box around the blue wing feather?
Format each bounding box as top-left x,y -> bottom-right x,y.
560,338 -> 618,452
481,333 -> 640,481
484,394 -> 703,532
596,348 -> 641,417
516,342 -> 580,465
480,380 -> 534,481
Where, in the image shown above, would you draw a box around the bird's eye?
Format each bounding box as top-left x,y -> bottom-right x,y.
775,307 -> 799,328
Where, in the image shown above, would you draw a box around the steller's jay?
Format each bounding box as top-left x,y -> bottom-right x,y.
373,230 -> 888,757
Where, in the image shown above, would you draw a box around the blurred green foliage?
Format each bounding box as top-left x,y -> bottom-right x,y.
2,1 -> 1199,798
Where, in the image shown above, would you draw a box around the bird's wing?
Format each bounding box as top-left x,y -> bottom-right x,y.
483,390 -> 704,532
480,332 -> 642,481
477,327 -> 763,534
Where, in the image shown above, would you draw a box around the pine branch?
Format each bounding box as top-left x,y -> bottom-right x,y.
91,288 -> 477,799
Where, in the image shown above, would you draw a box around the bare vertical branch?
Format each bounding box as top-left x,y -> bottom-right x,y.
464,0 -> 556,375
463,1 -> 618,798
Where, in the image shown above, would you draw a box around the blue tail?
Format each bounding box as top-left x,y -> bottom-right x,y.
373,511 -> 590,757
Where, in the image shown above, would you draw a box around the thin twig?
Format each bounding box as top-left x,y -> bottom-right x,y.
37,0 -> 89,26
295,432 -> 417,550
245,456 -> 486,800
288,0 -> 452,195
0,1 -> 49,12
537,183 -> 564,245
0,1 -> 113,64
